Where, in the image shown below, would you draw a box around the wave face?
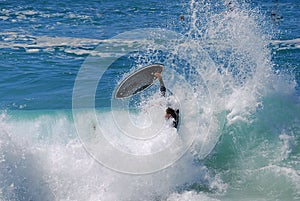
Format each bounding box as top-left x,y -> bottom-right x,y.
0,0 -> 299,200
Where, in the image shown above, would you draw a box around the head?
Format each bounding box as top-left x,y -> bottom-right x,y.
165,107 -> 179,128
165,107 -> 177,120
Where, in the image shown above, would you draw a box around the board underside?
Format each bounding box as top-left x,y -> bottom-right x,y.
115,64 -> 164,98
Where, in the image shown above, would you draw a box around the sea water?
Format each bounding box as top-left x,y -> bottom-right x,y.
0,0 -> 299,200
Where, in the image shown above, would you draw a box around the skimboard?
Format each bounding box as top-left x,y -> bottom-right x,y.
115,64 -> 164,98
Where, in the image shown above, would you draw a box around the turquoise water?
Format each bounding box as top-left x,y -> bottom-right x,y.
0,0 -> 299,200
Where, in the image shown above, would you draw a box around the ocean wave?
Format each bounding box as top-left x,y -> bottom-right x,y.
0,0 -> 299,200
271,38 -> 300,51
0,110 -> 224,201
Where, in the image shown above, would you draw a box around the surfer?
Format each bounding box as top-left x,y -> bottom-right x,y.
180,15 -> 185,21
154,72 -> 179,129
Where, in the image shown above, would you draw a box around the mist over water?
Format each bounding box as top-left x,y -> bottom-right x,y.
0,0 -> 299,200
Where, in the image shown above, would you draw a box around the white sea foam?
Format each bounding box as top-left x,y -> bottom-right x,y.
0,110 -> 225,201
278,133 -> 295,161
166,191 -> 220,201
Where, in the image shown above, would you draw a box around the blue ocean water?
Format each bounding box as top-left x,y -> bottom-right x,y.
0,0 -> 299,200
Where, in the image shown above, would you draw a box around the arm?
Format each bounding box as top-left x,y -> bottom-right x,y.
154,72 -> 165,87
154,72 -> 166,96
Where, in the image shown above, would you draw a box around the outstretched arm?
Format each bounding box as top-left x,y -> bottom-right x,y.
154,72 -> 166,96
154,72 -> 165,87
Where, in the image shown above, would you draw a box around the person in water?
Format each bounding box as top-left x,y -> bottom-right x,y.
154,72 -> 179,129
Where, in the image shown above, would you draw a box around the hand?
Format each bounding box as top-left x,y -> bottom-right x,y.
154,72 -> 162,80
